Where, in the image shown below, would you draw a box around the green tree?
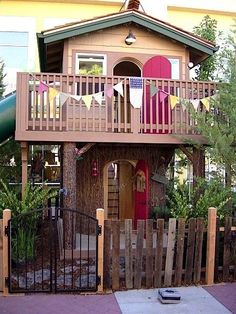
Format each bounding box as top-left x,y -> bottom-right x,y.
0,58 -> 6,98
190,26 -> 236,191
193,15 -> 220,81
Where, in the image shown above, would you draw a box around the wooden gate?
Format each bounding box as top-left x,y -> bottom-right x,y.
7,208 -> 100,293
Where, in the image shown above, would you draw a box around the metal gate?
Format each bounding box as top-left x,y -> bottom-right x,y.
7,208 -> 100,293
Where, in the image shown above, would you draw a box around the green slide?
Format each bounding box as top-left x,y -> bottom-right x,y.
0,92 -> 16,143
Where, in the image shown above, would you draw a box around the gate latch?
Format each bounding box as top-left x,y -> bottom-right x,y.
97,225 -> 102,236
4,225 -> 9,237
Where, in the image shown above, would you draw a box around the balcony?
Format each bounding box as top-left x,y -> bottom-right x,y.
15,72 -> 216,144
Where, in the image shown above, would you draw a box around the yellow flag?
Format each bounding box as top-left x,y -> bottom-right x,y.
169,95 -> 179,109
201,97 -> 210,111
82,94 -> 93,110
49,87 -> 59,105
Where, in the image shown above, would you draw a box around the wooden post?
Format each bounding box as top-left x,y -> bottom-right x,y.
0,219 -> 3,292
2,209 -> 11,295
206,207 -> 217,285
96,208 -> 104,293
21,142 -> 28,195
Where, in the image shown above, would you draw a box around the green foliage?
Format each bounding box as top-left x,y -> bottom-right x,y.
167,178 -> 231,222
79,64 -> 103,75
193,15 -> 220,81
150,206 -> 172,221
0,180 -> 58,218
0,138 -> 21,183
0,58 -> 6,98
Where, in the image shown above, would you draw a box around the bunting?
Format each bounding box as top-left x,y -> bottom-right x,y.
49,87 -> 59,105
38,81 -> 48,94
201,97 -> 210,111
105,86 -> 113,98
159,90 -> 168,103
149,84 -> 158,97
169,95 -> 179,109
59,92 -> 70,106
113,81 -> 124,97
190,99 -> 200,111
33,77 -> 218,114
129,77 -> 143,108
93,92 -> 103,106
82,94 -> 93,110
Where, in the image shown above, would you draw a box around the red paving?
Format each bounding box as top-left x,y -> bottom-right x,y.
0,293 -> 122,314
204,282 -> 236,314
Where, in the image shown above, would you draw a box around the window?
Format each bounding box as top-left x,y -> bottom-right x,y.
75,53 -> 106,95
168,58 -> 180,80
75,53 -> 107,75
0,31 -> 28,69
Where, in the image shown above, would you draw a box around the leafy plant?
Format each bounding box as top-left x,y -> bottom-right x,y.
0,181 -> 58,262
0,180 -> 58,218
167,178 -> 231,222
0,58 -> 6,98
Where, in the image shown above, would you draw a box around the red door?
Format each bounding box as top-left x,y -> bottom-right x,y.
134,160 -> 149,226
143,56 -> 172,133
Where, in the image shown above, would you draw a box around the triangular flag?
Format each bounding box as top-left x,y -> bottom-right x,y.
129,77 -> 143,108
169,95 -> 179,109
49,87 -> 59,105
182,102 -> 187,112
149,84 -> 158,97
190,99 -> 200,111
113,81 -> 123,97
71,95 -> 82,102
159,90 -> 168,103
201,97 -> 210,111
82,94 -> 93,110
93,92 -> 103,106
38,81 -> 48,94
105,86 -> 113,98
59,92 -> 70,106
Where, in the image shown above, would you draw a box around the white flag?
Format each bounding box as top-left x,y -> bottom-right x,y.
190,99 -> 200,111
129,77 -> 143,108
113,81 -> 124,97
71,95 -> 82,102
93,92 -> 103,105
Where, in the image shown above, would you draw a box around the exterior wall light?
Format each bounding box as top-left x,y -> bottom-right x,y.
125,30 -> 136,45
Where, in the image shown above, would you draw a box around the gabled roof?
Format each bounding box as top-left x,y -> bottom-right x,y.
37,9 -> 218,72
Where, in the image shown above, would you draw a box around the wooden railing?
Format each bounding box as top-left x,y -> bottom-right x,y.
16,72 -> 217,142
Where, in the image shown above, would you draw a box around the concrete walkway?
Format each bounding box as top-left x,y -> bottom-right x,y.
115,286 -> 232,314
0,283 -> 235,314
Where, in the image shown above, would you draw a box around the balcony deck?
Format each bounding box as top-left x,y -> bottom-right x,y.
15,72 -> 216,144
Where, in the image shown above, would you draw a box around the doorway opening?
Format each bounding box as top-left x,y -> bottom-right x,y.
105,160 -> 135,220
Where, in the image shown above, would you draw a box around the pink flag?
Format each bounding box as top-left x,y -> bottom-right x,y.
38,81 -> 48,94
159,90 -> 168,103
106,86 -> 113,98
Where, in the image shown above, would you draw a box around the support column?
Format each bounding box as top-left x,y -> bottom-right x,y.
192,146 -> 205,185
206,207 -> 217,285
21,142 -> 28,195
96,208 -> 104,292
63,142 -> 77,248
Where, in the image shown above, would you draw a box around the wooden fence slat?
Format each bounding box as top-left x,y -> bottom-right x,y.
185,218 -> 196,284
223,216 -> 232,282
164,218 -> 176,287
146,219 -> 153,288
193,218 -> 204,283
134,220 -> 144,289
174,218 -> 185,286
154,219 -> 164,288
111,220 -> 120,290
214,218 -> 220,282
125,219 -> 133,289
103,220 -> 111,290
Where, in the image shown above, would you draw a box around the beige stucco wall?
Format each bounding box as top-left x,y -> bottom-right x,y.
65,25 -> 190,79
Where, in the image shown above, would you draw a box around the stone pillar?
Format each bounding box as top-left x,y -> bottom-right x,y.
21,142 -> 28,195
63,142 -> 77,249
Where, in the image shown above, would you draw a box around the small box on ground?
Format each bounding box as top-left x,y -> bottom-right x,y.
158,288 -> 181,304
